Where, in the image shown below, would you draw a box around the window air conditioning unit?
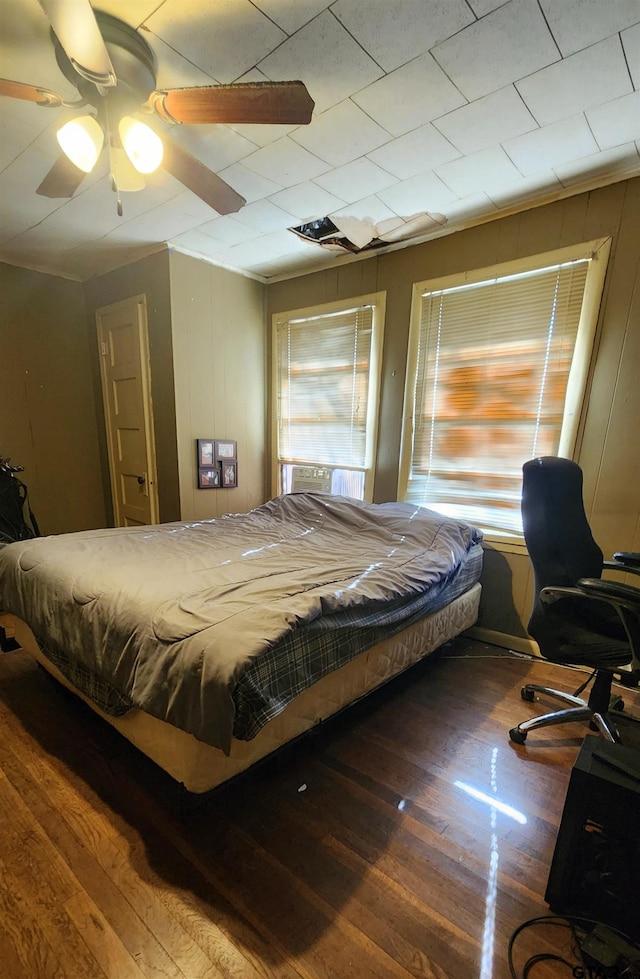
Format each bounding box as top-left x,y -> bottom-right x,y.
291,466 -> 333,494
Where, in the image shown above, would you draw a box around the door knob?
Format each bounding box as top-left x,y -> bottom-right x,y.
137,475 -> 145,485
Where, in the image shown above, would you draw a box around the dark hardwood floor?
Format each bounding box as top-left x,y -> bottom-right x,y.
0,636 -> 638,979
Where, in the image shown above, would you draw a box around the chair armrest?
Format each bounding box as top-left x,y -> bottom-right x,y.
577,577 -> 640,612
539,585 -> 589,605
603,555 -> 640,577
614,551 -> 640,567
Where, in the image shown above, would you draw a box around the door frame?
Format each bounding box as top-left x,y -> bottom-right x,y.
96,293 -> 160,526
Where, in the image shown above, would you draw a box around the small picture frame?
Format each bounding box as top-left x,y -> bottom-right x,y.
197,439 -> 215,467
198,468 -> 220,489
221,461 -> 237,488
216,439 -> 237,460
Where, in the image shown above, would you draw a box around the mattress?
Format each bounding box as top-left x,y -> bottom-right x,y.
1,581 -> 481,793
0,494 -> 483,754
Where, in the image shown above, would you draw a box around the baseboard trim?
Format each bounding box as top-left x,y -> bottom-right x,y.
466,626 -> 539,657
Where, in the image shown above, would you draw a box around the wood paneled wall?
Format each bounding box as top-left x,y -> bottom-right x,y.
267,177 -> 640,643
0,262 -> 107,535
169,251 -> 266,520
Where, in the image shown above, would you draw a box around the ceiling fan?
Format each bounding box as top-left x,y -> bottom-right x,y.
0,0 -> 315,216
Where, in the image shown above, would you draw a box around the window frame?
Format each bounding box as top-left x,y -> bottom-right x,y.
271,291 -> 386,502
397,237 -> 611,546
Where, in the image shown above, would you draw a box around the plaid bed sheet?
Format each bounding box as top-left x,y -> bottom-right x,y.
232,541 -> 483,740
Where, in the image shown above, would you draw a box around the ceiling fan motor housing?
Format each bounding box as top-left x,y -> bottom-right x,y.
52,11 -> 157,115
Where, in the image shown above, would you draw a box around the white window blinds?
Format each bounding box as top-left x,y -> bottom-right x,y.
405,259 -> 591,535
275,304 -> 375,469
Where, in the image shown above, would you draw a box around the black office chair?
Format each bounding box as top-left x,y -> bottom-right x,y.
509,456 -> 640,745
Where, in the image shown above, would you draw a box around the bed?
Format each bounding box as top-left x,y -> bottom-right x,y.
0,493 -> 483,793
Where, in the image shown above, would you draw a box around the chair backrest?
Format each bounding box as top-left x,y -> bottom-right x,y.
522,456 -> 604,647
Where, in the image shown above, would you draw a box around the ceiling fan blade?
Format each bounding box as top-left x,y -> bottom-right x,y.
162,136 -> 246,215
38,0 -> 116,88
148,81 -> 315,126
0,78 -> 65,106
36,153 -> 86,198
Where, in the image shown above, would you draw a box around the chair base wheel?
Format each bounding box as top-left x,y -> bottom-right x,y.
509,727 -> 527,744
521,686 -> 536,702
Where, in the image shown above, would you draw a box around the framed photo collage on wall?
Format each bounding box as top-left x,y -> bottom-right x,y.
196,439 -> 237,489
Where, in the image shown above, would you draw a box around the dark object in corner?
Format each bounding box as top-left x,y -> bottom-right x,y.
546,735 -> 640,942
0,457 -> 40,546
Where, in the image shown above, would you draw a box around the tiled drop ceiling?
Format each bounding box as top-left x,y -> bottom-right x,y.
0,0 -> 638,282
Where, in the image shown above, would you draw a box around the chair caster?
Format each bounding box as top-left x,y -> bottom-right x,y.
612,699 -> 625,712
509,726 -> 527,744
521,686 -> 536,702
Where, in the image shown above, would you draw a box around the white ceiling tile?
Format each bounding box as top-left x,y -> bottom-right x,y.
230,198 -> 298,232
105,199 -> 200,243
215,237 -> 275,269
466,0 -> 508,15
251,0 -> 333,35
146,33 -> 220,89
433,86 -> 537,155
330,196 -> 399,225
0,101 -> 54,171
313,159 -> 398,204
227,122 -> 299,147
516,36 -> 632,126
291,100 -> 391,167
242,137 -> 330,186
331,0 -> 474,72
587,92 -> 640,150
170,228 -> 231,258
487,171 -> 562,207
432,0 -> 559,100
503,114 -> 599,174
622,23 -> 640,88
439,192 -> 497,224
170,190 -> 226,223
554,143 -> 640,187
436,146 -> 523,196
268,182 -> 346,219
352,53 -> 467,137
376,171 -> 458,215
367,124 -> 460,179
539,0 -> 640,57
168,125 -> 258,172
194,215 -> 258,245
216,162 -> 283,202
257,11 -> 383,113
145,0 -> 287,84
245,229 -> 308,260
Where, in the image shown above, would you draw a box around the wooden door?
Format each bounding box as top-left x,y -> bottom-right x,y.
96,295 -> 159,526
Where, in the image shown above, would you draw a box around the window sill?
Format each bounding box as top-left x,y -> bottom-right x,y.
481,533 -> 528,556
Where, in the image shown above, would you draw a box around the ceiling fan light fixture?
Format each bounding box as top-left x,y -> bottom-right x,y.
56,115 -> 104,172
119,117 -> 163,174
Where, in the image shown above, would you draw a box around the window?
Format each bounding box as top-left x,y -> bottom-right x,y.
398,239 -> 610,540
272,293 -> 385,501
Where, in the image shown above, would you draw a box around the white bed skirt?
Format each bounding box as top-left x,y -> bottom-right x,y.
1,581 -> 480,794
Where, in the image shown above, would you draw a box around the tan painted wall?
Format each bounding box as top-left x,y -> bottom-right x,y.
267,177 -> 640,643
169,250 -> 266,520
83,250 -> 180,524
0,262 -> 107,535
